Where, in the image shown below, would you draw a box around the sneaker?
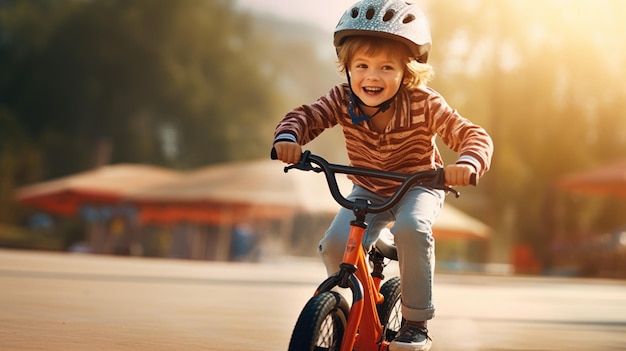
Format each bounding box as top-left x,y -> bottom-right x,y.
389,320 -> 432,351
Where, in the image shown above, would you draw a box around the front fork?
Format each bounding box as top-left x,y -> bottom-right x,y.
314,218 -> 388,351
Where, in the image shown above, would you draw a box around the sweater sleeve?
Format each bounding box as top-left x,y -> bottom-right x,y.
273,85 -> 347,145
426,91 -> 494,176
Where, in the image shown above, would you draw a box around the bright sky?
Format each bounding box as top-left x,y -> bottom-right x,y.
236,0 -> 357,32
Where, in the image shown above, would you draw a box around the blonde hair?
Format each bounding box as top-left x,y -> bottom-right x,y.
336,36 -> 434,89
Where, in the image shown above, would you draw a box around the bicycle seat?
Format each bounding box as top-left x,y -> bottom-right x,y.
374,228 -> 397,261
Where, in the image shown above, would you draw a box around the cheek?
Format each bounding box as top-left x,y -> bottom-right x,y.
395,71 -> 405,82
388,73 -> 404,87
348,71 -> 363,88
349,78 -> 359,92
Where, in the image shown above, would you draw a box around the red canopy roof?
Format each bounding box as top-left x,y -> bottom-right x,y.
558,159 -> 626,198
15,164 -> 182,216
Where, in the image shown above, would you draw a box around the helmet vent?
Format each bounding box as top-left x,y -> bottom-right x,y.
382,10 -> 395,22
365,7 -> 375,20
351,7 -> 359,18
402,14 -> 416,24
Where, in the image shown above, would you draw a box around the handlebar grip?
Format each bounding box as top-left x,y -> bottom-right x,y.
270,147 -> 278,160
470,173 -> 478,186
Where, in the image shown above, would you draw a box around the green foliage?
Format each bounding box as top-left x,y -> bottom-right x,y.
427,0 -> 626,264
1,0 -> 285,177
0,107 -> 42,222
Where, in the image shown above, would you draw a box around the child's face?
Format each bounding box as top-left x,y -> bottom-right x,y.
348,48 -> 404,111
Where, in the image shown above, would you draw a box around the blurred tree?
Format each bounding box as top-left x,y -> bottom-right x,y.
1,0 -> 285,178
0,107 -> 42,222
0,0 -> 344,227
426,0 -> 626,265
0,0 -> 71,222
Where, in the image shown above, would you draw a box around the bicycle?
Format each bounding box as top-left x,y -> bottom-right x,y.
272,149 -> 475,351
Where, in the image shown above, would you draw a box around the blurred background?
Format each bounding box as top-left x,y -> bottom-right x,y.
1,0 -> 625,279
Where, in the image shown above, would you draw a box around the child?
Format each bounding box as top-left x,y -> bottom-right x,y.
272,0 -> 493,350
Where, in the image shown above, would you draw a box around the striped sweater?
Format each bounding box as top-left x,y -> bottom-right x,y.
274,83 -> 493,197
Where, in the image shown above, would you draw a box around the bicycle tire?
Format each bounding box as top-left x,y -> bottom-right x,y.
377,276 -> 402,342
288,291 -> 350,351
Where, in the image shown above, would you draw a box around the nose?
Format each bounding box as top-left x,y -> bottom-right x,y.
364,70 -> 381,82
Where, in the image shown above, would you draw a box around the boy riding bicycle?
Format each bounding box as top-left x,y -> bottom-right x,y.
272,0 -> 493,350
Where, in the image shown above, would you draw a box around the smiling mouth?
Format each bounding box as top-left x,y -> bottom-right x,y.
363,87 -> 383,95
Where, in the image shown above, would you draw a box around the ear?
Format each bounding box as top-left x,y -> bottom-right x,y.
402,73 -> 410,85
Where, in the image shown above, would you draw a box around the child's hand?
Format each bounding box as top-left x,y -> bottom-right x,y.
444,164 -> 477,186
273,141 -> 302,164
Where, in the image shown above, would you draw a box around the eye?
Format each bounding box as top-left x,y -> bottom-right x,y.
382,65 -> 395,70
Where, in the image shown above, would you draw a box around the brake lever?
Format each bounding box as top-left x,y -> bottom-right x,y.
446,186 -> 461,198
283,150 -> 321,173
420,181 -> 461,199
421,181 -> 460,198
421,169 -> 460,198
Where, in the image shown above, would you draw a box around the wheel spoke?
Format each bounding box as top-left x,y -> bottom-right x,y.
318,315 -> 335,347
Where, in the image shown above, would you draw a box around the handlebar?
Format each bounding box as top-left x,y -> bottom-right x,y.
271,148 -> 473,216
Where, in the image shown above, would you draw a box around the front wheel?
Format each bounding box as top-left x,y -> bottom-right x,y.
288,291 -> 350,351
377,276 -> 402,342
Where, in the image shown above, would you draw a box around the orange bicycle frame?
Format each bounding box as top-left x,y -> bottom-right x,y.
313,214 -> 388,351
342,223 -> 386,351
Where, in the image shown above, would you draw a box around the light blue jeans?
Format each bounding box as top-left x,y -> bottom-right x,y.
318,184 -> 444,322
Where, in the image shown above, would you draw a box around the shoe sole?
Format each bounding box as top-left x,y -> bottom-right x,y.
388,340 -> 432,351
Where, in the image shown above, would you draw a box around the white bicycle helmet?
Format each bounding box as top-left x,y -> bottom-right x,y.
334,0 -> 432,63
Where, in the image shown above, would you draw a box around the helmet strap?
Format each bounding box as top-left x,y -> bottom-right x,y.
346,68 -> 400,125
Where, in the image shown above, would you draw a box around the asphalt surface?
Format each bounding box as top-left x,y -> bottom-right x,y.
1,249 -> 625,351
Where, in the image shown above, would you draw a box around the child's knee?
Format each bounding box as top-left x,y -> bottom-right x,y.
318,232 -> 346,275
318,234 -> 344,258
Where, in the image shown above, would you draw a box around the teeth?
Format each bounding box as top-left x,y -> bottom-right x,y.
364,87 -> 382,93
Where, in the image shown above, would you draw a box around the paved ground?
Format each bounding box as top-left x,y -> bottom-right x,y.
1,249 -> 625,351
